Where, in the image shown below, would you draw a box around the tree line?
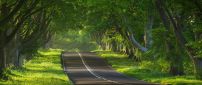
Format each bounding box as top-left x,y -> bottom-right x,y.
0,0 -> 202,80
0,0 -> 60,79
70,0 -> 202,79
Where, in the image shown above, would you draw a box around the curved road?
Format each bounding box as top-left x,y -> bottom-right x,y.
61,52 -> 157,85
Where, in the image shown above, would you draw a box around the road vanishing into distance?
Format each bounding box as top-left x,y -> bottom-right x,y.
61,52 -> 158,85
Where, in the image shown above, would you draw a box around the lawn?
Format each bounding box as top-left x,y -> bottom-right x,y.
0,49 -> 71,85
97,51 -> 202,85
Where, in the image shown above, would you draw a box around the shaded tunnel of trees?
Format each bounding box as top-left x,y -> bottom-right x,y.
0,0 -> 202,80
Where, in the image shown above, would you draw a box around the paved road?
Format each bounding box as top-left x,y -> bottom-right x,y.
61,52 -> 157,85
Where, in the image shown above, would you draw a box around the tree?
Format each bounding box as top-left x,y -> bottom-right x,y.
0,0 -> 55,78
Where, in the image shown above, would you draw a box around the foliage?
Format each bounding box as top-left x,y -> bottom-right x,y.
50,29 -> 98,51
0,0 -> 202,82
98,51 -> 202,85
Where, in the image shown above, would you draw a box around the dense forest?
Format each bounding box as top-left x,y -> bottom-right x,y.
0,0 -> 202,83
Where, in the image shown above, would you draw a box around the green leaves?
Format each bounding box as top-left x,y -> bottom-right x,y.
186,40 -> 202,58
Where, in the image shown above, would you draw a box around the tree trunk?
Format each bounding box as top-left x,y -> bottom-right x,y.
155,0 -> 185,76
128,48 -> 135,59
194,57 -> 202,79
111,40 -> 118,52
163,2 -> 202,79
126,46 -> 132,59
129,34 -> 148,52
144,0 -> 154,48
169,55 -> 184,75
0,48 -> 6,79
17,55 -> 24,67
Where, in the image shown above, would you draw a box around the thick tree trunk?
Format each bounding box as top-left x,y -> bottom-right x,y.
144,0 -> 154,48
194,57 -> 202,79
14,49 -> 20,67
170,63 -> 184,75
169,55 -> 184,75
144,18 -> 153,48
128,48 -> 135,59
0,49 -> 4,77
155,0 -> 185,76
0,48 -> 6,78
15,55 -> 24,67
163,2 -> 202,79
165,40 -> 185,75
14,46 -> 23,67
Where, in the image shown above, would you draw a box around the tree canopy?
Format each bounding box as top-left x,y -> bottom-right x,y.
0,0 -> 202,81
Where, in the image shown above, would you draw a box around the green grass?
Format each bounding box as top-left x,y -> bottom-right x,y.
0,49 -> 71,85
97,51 -> 202,85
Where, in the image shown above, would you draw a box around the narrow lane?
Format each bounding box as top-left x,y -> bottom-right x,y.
61,52 -> 157,85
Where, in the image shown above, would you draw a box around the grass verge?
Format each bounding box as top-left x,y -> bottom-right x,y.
0,49 -> 71,85
97,51 -> 202,85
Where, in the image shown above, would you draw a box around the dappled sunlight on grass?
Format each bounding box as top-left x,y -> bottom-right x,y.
38,48 -> 63,56
98,51 -> 138,69
0,49 -> 71,85
151,76 -> 202,85
97,51 -> 202,85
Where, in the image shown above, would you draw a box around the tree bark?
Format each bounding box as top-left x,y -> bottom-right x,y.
129,34 -> 148,52
0,48 -> 6,78
194,57 -> 202,79
155,0 -> 185,76
162,2 -> 202,78
144,0 -> 154,48
169,54 -> 184,75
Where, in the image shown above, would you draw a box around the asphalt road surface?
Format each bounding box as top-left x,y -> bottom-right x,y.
61,52 -> 158,85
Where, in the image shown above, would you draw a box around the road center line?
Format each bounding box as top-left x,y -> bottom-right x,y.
77,52 -> 120,84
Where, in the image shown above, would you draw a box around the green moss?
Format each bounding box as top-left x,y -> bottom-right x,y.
97,51 -> 202,85
0,49 -> 71,85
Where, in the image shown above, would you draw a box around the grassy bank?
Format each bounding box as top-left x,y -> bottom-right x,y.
97,51 -> 202,85
0,49 -> 71,85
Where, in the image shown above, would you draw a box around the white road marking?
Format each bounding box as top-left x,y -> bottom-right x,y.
77,52 -> 120,84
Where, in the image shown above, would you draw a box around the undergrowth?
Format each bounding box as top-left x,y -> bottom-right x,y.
97,51 -> 202,85
0,49 -> 71,85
